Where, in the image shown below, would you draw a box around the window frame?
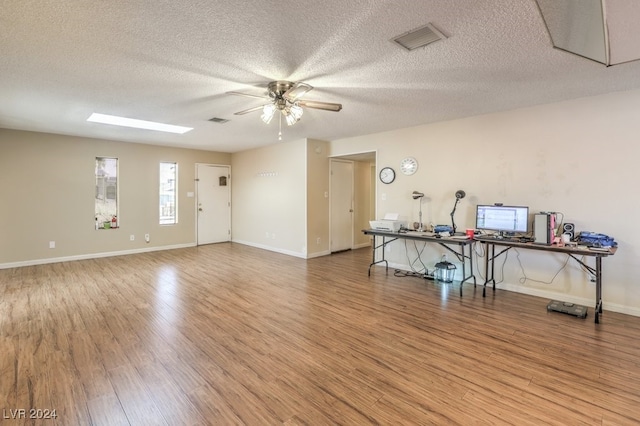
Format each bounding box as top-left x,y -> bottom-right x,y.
159,161 -> 178,225
95,157 -> 119,230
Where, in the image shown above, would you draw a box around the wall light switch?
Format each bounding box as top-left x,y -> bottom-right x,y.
49,241 -> 55,249
187,192 -> 194,198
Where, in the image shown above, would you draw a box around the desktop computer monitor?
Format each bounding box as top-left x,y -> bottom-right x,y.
475,205 -> 529,235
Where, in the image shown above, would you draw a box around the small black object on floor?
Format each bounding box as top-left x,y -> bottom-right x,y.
547,300 -> 588,319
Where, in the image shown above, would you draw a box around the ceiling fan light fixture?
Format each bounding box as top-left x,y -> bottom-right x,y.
285,113 -> 297,126
230,80 -> 341,138
290,103 -> 303,117
284,103 -> 303,126
261,104 -> 276,124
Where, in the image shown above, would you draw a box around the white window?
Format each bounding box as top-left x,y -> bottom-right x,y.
95,157 -> 118,229
160,162 -> 177,225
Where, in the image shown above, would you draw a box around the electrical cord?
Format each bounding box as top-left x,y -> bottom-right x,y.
472,241 -> 508,284
494,246 -> 509,284
515,248 -> 571,284
472,241 -> 486,282
394,240 -> 430,278
394,269 -> 427,278
408,240 -> 429,274
576,254 -> 597,281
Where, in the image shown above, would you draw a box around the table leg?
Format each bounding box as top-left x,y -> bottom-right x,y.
469,244 -> 476,288
483,244 -> 490,297
460,245 -> 465,297
594,256 -> 602,324
368,235 -> 389,276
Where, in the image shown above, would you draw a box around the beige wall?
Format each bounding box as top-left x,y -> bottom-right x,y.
330,89 -> 640,316
0,129 -> 230,265
231,138 -> 307,257
5,88 -> 640,315
306,139 -> 330,257
232,138 -> 365,259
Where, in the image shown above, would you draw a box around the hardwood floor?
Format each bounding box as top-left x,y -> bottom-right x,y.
1,243 -> 640,425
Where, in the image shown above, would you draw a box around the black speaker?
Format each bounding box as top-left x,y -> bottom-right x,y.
562,223 -> 575,240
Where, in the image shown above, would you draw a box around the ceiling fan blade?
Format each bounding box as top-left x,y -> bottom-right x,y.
283,82 -> 313,101
234,104 -> 267,115
298,100 -> 343,112
227,91 -> 269,100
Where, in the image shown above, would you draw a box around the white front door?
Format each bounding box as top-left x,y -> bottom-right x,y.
196,164 -> 230,245
330,160 -> 354,252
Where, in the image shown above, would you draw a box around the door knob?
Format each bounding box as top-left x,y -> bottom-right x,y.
198,208 -> 203,212
349,209 -> 354,212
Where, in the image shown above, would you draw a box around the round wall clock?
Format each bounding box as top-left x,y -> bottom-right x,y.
379,167 -> 396,184
400,157 -> 418,175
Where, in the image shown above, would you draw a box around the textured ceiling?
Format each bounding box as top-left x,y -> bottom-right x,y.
2,0 -> 640,153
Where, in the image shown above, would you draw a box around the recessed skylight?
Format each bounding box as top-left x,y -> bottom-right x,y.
87,113 -> 193,134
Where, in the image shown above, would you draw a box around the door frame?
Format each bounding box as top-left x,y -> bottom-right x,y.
195,163 -> 231,245
329,159 -> 355,252
328,151 -> 377,252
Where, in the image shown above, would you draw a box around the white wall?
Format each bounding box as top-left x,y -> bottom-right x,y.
330,89 -> 640,316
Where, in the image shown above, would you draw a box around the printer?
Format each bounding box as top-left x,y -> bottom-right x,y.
369,213 -> 406,232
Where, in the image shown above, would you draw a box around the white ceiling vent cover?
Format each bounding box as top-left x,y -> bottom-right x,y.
392,23 -> 446,51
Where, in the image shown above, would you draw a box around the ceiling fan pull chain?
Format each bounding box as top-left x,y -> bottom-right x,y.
278,113 -> 282,141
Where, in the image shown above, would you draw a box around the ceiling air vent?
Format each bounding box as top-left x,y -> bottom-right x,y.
209,117 -> 229,124
392,23 -> 446,51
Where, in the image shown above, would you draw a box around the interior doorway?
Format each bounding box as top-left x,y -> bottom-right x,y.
196,164 -> 231,245
329,152 -> 376,252
330,159 -> 354,252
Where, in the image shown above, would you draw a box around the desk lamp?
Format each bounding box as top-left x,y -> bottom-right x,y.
412,191 -> 425,231
450,189 -> 466,235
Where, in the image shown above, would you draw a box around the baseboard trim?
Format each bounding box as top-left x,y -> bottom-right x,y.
231,239 -> 307,259
307,250 -> 332,259
495,282 -> 640,317
0,243 -> 197,269
354,242 -> 372,250
371,262 -> 640,318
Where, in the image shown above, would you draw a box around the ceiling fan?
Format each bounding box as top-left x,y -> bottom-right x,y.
227,81 -> 342,128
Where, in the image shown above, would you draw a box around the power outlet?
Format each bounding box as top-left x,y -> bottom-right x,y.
49,241 -> 55,249
145,234 -> 150,243
316,237 -> 321,245
130,235 -> 135,241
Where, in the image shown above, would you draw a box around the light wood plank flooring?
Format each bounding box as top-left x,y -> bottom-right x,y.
1,243 -> 639,425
